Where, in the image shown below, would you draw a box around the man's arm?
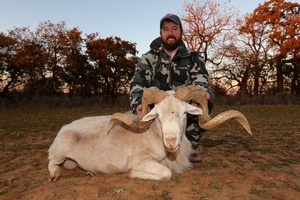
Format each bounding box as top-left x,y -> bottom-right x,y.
190,53 -> 215,110
129,54 -> 153,114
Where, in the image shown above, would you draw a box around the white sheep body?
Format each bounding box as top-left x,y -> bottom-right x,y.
48,95 -> 202,181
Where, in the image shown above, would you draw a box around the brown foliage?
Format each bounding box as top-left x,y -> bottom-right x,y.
0,21 -> 138,102
251,0 -> 300,94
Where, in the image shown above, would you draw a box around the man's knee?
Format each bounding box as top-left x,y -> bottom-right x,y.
186,118 -> 205,149
207,87 -> 215,113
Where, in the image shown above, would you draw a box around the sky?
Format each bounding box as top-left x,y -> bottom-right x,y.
0,0 -> 279,56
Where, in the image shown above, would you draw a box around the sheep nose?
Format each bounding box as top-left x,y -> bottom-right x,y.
166,137 -> 176,146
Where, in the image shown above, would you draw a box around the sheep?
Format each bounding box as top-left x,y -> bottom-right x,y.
48,85 -> 252,182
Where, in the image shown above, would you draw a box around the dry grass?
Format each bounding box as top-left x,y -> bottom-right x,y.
0,105 -> 299,199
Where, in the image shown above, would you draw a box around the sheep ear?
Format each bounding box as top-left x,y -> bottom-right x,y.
186,103 -> 203,115
142,107 -> 157,122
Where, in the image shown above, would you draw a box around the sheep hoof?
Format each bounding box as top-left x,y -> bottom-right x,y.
48,175 -> 60,182
48,165 -> 62,182
85,171 -> 95,177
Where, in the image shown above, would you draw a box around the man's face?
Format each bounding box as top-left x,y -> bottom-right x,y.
160,20 -> 182,51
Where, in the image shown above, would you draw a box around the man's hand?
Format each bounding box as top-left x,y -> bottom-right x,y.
206,92 -> 210,100
137,104 -> 143,119
191,92 -> 210,107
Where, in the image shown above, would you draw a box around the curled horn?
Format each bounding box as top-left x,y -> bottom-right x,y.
174,85 -> 211,124
175,85 -> 252,135
140,87 -> 169,118
107,113 -> 151,133
200,110 -> 252,135
107,87 -> 168,133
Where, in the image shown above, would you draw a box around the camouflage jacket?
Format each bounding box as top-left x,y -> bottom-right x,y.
129,37 -> 210,114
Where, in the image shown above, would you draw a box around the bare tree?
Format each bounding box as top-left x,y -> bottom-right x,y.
180,0 -> 239,66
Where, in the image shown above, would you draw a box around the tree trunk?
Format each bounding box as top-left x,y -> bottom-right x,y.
291,64 -> 299,95
276,60 -> 284,93
240,66 -> 249,97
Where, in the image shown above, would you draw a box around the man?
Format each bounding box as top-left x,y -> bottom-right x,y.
129,13 -> 215,163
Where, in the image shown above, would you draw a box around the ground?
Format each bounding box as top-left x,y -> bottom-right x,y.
0,105 -> 299,199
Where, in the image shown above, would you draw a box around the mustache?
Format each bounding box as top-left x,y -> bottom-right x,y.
167,36 -> 176,40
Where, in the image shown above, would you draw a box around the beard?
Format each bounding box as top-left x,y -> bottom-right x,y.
162,36 -> 181,51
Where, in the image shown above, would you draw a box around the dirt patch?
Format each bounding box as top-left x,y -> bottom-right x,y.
1,106 -> 299,199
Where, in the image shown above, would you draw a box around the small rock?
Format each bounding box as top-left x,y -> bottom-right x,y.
114,189 -> 124,193
7,175 -> 18,182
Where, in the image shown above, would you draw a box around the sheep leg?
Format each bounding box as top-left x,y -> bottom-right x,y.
48,160 -> 63,182
48,130 -> 81,182
48,151 -> 67,182
129,159 -> 172,181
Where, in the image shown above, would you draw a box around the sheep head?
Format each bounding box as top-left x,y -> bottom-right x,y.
142,95 -> 202,152
107,86 -> 202,152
